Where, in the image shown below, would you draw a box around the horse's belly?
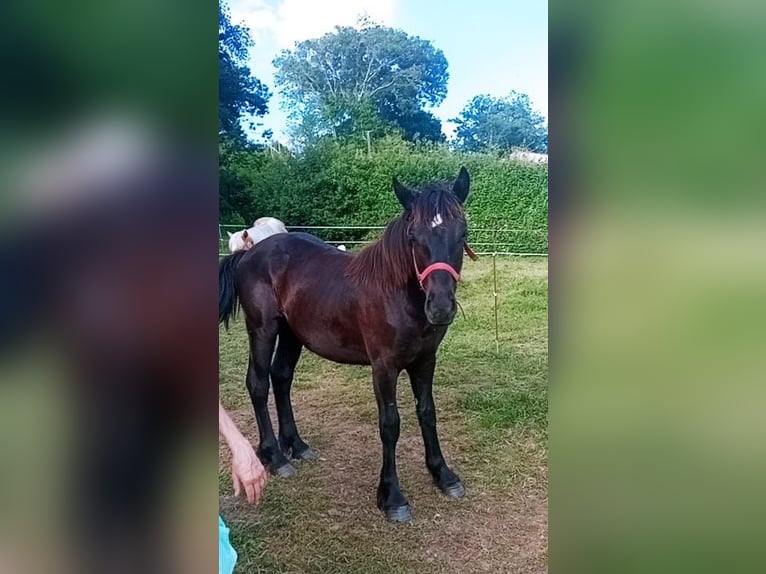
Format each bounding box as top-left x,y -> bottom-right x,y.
303,336 -> 369,365
284,310 -> 369,365
291,325 -> 369,365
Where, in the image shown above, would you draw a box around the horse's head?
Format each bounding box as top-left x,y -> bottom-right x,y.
393,167 -> 470,326
227,229 -> 254,252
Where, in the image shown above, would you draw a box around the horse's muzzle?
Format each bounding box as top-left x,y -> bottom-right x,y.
425,292 -> 457,326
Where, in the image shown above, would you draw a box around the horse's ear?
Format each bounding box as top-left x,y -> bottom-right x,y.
242,229 -> 249,239
393,177 -> 415,211
452,167 -> 470,203
226,231 -> 233,238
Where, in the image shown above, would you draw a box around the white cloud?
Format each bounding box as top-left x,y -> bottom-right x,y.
229,0 -> 397,49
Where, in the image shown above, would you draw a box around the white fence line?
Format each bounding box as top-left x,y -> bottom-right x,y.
220,223 -> 547,234
218,224 -> 548,258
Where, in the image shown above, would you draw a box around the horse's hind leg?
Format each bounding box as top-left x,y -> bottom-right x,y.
271,323 -> 316,461
245,319 -> 295,478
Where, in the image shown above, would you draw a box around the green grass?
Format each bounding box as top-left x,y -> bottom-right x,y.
219,257 -> 548,572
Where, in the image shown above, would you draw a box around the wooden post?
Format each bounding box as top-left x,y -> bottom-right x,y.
493,253 -> 499,355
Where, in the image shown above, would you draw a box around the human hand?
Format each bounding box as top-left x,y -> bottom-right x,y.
230,440 -> 268,504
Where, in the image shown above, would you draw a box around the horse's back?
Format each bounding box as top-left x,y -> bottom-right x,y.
237,232 -> 350,293
253,216 -> 288,235
246,231 -> 340,256
247,223 -> 285,245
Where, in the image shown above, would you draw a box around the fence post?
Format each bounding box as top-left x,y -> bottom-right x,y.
493,252 -> 499,355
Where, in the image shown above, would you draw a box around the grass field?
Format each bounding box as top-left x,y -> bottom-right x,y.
219,257 -> 548,573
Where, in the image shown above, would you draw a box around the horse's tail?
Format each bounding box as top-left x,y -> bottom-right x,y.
219,250 -> 247,329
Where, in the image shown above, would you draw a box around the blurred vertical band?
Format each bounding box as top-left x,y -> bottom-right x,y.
0,2 -> 218,574
551,1 -> 766,573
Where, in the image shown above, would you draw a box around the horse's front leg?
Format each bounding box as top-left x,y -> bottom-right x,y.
407,355 -> 465,498
372,363 -> 411,522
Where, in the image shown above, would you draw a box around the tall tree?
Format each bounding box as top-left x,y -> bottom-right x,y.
452,91 -> 547,153
273,22 -> 448,143
219,2 -> 270,143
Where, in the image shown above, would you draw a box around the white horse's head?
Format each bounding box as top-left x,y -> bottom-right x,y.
227,229 -> 253,252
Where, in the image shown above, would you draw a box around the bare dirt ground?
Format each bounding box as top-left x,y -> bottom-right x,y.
220,373 -> 547,574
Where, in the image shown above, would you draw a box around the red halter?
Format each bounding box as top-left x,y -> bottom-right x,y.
412,246 -> 461,289
417,262 -> 461,285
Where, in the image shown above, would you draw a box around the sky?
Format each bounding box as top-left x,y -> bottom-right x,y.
227,0 -> 548,143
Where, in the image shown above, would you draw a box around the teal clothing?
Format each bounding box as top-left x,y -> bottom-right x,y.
219,515 -> 237,574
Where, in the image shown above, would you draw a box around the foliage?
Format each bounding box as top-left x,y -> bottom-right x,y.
219,135 -> 548,252
452,91 -> 548,153
219,2 -> 271,143
273,23 -> 449,144
380,106 -> 444,143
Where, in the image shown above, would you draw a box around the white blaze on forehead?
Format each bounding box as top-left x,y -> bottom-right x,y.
431,213 -> 443,228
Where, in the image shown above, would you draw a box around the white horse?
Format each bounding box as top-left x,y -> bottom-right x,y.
226,217 -> 288,252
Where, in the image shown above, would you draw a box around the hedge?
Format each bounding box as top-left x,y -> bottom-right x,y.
220,136 -> 548,253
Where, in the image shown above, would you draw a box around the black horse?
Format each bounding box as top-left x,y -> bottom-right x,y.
219,168 -> 472,522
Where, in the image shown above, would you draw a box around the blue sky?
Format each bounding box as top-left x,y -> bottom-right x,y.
228,0 -> 548,143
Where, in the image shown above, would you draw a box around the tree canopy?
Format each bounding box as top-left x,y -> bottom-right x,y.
273,23 -> 448,144
219,2 -> 271,143
452,91 -> 547,153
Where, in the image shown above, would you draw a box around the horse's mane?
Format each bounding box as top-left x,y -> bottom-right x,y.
346,183 -> 464,291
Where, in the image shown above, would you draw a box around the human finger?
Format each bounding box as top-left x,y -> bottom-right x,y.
232,470 -> 241,498
244,479 -> 256,504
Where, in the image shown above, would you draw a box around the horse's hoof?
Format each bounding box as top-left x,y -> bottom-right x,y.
441,481 -> 466,499
293,447 -> 317,461
385,505 -> 412,523
273,462 -> 296,478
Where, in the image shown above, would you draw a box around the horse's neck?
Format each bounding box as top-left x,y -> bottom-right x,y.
354,228 -> 415,292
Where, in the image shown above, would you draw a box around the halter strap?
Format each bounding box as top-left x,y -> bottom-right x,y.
464,242 -> 479,261
417,262 -> 461,285
412,246 -> 461,289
